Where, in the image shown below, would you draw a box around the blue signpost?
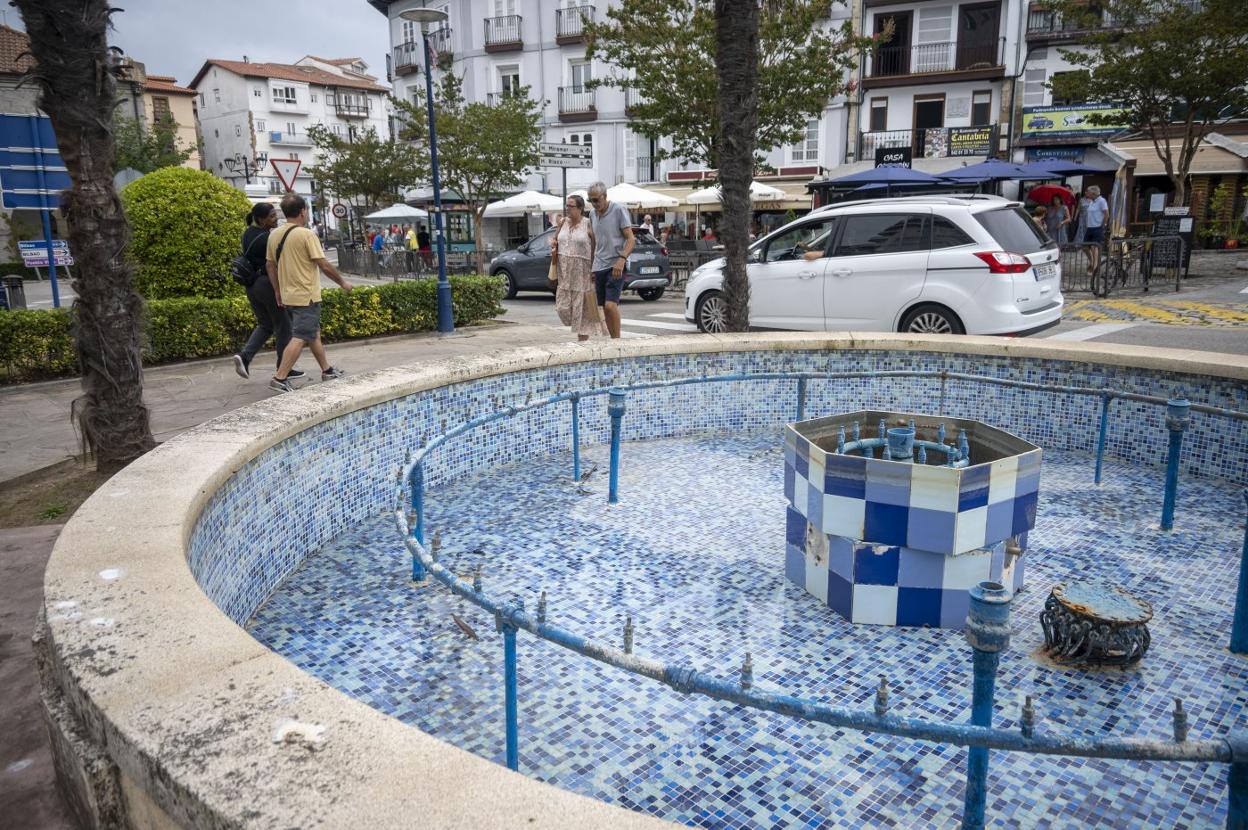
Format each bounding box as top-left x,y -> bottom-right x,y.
0,115 -> 71,308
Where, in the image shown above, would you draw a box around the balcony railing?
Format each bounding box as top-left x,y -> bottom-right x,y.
269,131 -> 313,146
859,125 -> 998,159
487,91 -> 519,107
625,87 -> 643,115
558,86 -> 596,121
485,14 -> 522,51
334,99 -> 370,118
392,41 -> 421,76
428,26 -> 453,58
634,155 -> 657,184
556,5 -> 592,42
1026,8 -> 1116,39
866,38 -> 1006,79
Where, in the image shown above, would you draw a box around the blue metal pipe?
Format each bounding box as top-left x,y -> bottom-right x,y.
796,376 -> 807,421
503,621 -> 519,771
1095,393 -> 1111,485
1231,491 -> 1248,654
1161,398 -> 1190,531
409,463 -> 425,581
571,395 -> 581,482
961,582 -> 1012,830
608,387 -> 626,504
1230,757 -> 1248,830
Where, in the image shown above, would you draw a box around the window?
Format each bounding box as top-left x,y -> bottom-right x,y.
151,96 -> 171,124
498,65 -> 520,97
256,119 -> 266,132
569,60 -> 592,92
1049,71 -> 1086,107
974,207 -> 1050,253
971,91 -> 992,127
931,216 -> 974,248
272,85 -> 297,105
869,98 -> 888,132
234,124 -> 241,136
253,89 -> 261,98
835,214 -> 928,256
198,93 -> 205,107
311,92 -> 318,103
494,0 -> 516,15
759,219 -> 837,262
790,119 -> 819,162
402,19 -> 416,44
333,123 -> 343,136
289,152 -> 300,160
286,122 -> 296,135
213,88 -> 221,104
623,130 -> 637,173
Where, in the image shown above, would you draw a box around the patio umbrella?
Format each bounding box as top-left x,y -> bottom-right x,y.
1026,184 -> 1076,208
364,203 -> 429,221
606,182 -> 679,209
940,159 -> 1035,182
1035,159 -> 1118,176
686,180 -> 787,204
823,166 -> 948,197
482,190 -> 564,217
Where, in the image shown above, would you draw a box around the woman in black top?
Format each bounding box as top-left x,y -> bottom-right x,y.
232,203 -> 299,379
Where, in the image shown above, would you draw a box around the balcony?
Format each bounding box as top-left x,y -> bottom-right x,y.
859,125 -> 998,160
558,86 -> 596,122
1026,7 -> 1116,42
485,14 -> 522,52
634,155 -> 657,184
486,91 -> 520,107
863,38 -> 1006,89
556,5 -> 592,43
625,87 -> 643,116
334,99 -> 370,118
392,41 -> 421,76
269,131 -> 313,146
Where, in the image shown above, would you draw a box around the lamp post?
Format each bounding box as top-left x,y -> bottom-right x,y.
400,7 -> 454,334
223,152 -> 268,185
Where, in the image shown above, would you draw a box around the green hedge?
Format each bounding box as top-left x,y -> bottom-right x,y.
0,276 -> 504,383
0,261 -> 40,279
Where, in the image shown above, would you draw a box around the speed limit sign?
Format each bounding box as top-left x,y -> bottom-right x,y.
331,203 -> 348,219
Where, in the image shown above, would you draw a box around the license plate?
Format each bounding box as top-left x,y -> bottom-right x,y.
639,266 -> 660,275
1034,262 -> 1056,281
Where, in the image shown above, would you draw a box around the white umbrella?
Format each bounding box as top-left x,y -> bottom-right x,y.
686,180 -> 787,204
482,189 -> 565,217
605,182 -> 679,210
365,203 -> 428,221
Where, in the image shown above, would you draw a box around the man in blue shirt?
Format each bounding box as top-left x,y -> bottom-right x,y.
587,181 -> 635,339
1083,185 -> 1109,273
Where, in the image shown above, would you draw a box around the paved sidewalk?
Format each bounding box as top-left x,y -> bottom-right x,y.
0,322 -> 569,483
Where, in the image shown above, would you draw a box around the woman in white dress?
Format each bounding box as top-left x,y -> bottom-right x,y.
551,194 -> 607,341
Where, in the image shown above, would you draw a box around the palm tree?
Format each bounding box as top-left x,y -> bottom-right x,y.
713,0 -> 760,332
15,0 -> 155,470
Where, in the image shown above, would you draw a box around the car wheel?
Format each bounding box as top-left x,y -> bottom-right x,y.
638,287 -> 665,301
695,290 -> 728,333
900,304 -> 964,335
496,269 -> 517,299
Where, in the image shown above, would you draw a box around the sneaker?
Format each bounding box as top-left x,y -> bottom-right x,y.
321,366 -> 346,381
232,354 -> 249,379
287,368 -> 306,379
269,376 -> 296,393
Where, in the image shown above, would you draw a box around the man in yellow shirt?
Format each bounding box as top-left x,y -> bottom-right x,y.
266,194 -> 353,392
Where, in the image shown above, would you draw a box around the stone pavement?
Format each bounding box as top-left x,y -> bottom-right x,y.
0,322 -> 570,483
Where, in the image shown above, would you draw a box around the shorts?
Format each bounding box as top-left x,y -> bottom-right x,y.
594,267 -> 624,306
1084,226 -> 1105,244
289,302 -> 322,341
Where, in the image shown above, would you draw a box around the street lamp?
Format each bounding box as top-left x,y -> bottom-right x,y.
223,152 -> 268,184
400,6 -> 454,334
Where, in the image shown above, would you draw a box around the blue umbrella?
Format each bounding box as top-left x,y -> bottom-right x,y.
827,166 -> 948,186
1033,159 -> 1117,176
941,158 -> 1036,182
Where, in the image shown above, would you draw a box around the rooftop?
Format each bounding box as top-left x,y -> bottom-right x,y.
0,24 -> 33,76
190,58 -> 388,93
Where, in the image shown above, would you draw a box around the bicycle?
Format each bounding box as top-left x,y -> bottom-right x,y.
1090,238 -> 1140,298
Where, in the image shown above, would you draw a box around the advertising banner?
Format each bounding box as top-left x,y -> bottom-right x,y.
922,128 -> 949,159
874,146 -> 912,168
1021,104 -> 1127,139
948,126 -> 993,157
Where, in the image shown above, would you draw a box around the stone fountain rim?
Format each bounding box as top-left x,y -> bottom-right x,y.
40,333 -> 1248,829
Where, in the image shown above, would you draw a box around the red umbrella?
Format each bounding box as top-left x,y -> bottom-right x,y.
1027,184 -> 1075,208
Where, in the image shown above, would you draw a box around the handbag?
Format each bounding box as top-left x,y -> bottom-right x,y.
546,220 -> 564,290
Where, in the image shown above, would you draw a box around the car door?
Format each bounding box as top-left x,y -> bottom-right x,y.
518,230 -> 554,287
823,211 -> 930,330
747,216 -> 838,330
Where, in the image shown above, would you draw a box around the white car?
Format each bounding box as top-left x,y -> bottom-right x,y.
684,195 -> 1063,336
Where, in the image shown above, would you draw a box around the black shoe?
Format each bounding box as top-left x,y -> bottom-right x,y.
321,366 -> 346,381
232,354 -> 249,379
287,368 -> 306,379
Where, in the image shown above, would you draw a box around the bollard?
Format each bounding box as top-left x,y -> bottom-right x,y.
1094,393 -> 1112,485
1232,491 -> 1248,654
796,376 -> 807,421
570,395 -> 582,482
961,581 -> 1013,830
1160,397 -> 1190,531
608,387 -> 626,504
409,462 -> 426,581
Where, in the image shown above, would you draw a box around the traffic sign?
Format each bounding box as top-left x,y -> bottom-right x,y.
331,202 -> 348,219
538,141 -> 593,169
0,115 -> 71,210
19,239 -> 73,267
271,158 -> 302,192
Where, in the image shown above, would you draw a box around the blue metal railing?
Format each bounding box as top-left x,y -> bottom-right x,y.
393,367 -> 1248,829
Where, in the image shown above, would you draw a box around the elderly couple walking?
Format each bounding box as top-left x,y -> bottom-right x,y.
551,181 -> 635,341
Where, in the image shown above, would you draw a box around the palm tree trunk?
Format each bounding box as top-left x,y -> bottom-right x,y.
714,0 -> 760,332
16,0 -> 155,471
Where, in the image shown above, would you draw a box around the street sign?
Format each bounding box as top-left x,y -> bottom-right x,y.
19,240 -> 73,267
538,141 -> 593,169
0,115 -> 70,210
331,202 -> 348,219
271,158 -> 302,192
875,146 -> 912,168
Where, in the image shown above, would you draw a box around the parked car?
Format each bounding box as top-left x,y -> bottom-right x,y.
684,195 -> 1063,336
488,227 -> 671,300
1028,116 -> 1055,130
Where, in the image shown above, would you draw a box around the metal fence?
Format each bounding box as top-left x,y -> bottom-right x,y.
1058,235 -> 1185,297
394,369 -> 1248,830
334,245 -> 488,279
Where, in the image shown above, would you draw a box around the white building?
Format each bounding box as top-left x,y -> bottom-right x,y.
190,56 -> 391,221
369,1 -> 848,215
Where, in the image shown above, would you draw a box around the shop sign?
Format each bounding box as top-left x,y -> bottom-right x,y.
948,126 -> 993,157
1022,104 -> 1128,139
874,146 -> 912,168
1025,146 -> 1085,162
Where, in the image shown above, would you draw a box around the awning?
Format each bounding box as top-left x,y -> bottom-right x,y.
1105,134 -> 1248,177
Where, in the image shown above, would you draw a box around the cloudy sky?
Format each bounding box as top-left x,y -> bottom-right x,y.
6,0 -> 392,85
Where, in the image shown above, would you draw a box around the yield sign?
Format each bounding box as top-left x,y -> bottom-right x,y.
271,158 -> 301,192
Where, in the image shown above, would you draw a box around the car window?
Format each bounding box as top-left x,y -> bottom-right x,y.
835,214 -> 927,256
527,230 -> 553,255
761,219 -> 837,262
931,216 -> 975,249
631,229 -> 659,246
973,207 -> 1052,253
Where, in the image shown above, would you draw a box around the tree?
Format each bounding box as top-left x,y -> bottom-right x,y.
585,0 -> 869,168
305,124 -> 424,240
15,0 -> 155,471
394,75 -> 542,272
1047,0 -> 1248,205
715,0 -> 760,332
121,167 -> 252,298
112,114 -> 192,174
